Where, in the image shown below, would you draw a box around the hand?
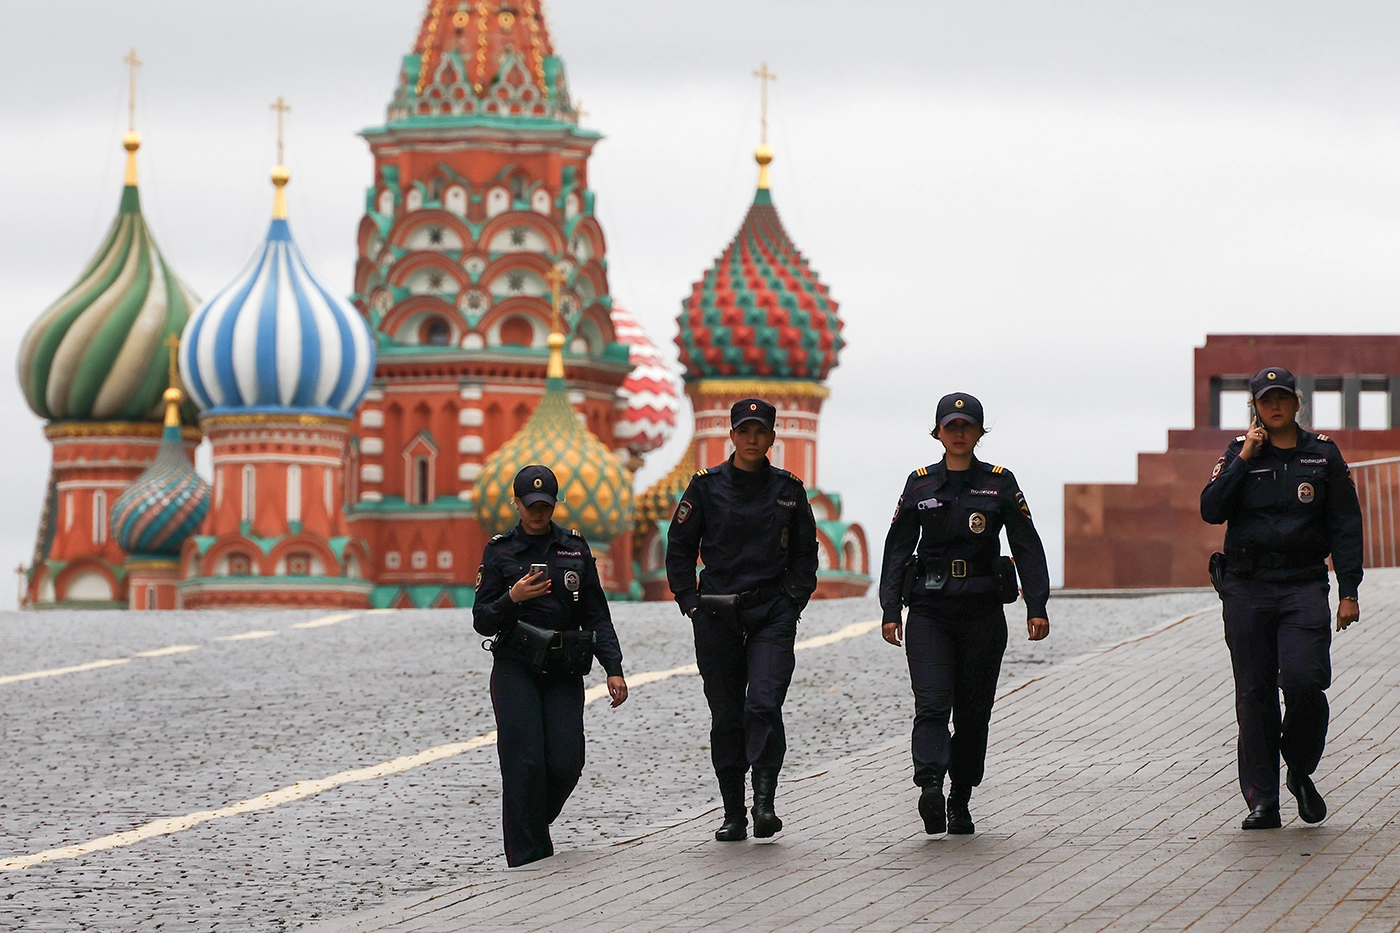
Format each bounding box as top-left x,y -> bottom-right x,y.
1027,617 -> 1049,641
607,676 -> 628,707
1337,598 -> 1359,631
882,621 -> 903,647
509,570 -> 550,603
1239,422 -> 1268,461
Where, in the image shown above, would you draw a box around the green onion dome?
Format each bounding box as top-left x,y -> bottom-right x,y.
17,136 -> 198,423
676,149 -> 844,383
474,334 -> 634,541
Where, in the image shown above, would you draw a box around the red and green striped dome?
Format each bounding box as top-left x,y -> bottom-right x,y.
677,189 -> 843,382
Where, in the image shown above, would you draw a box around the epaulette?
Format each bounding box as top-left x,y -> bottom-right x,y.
569,527 -> 582,537
1317,433 -> 1332,442
1235,435 -> 1247,443
775,467 -> 803,485
915,466 -> 929,477
990,465 -> 1005,474
488,533 -> 506,544
693,468 -> 709,478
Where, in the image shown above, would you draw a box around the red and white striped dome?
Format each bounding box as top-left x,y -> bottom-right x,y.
611,305 -> 681,458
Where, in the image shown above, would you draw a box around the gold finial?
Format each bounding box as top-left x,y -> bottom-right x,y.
752,62 -> 777,189
162,334 -> 183,428
269,96 -> 292,219
574,98 -> 589,125
545,265 -> 568,379
122,49 -> 143,186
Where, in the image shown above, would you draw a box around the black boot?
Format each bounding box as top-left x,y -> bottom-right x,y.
751,768 -> 783,838
947,783 -> 974,835
919,784 -> 946,835
714,773 -> 748,842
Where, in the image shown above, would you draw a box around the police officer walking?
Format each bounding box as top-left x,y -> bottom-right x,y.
879,393 -> 1050,836
473,465 -> 629,866
666,398 -> 819,842
1201,367 -> 1362,830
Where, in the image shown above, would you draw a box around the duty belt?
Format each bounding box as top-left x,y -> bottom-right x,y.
735,581 -> 786,608
1225,549 -> 1326,572
918,555 -> 996,580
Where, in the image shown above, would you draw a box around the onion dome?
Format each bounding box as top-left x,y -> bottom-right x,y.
180,162 -> 375,416
676,145 -> 844,383
611,305 -> 681,458
110,379 -> 211,557
17,131 -> 199,423
475,331 -> 633,541
633,443 -> 696,538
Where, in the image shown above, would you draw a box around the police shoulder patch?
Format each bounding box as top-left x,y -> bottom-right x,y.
475,564 -> 484,587
1014,490 -> 1032,519
675,500 -> 694,524
1211,456 -> 1226,481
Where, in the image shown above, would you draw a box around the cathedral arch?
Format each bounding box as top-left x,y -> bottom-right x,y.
389,210 -> 473,252
569,218 -> 607,263
378,295 -> 464,347
480,212 -> 566,256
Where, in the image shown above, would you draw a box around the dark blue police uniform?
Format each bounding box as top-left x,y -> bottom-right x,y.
879,392 -> 1050,835
666,398 -> 819,840
1201,367 -> 1362,827
473,467 -> 625,867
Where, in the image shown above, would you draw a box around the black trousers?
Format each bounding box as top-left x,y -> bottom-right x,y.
904,596 -> 1008,791
692,595 -> 800,780
1221,575 -> 1332,810
489,657 -> 585,867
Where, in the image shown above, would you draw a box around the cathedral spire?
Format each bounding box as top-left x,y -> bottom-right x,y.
387,0 -> 579,125
122,48 -> 142,187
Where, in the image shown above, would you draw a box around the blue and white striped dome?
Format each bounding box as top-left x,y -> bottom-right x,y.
179,217 -> 374,417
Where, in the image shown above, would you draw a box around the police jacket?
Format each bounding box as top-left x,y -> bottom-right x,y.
878,457 -> 1051,625
1199,427 -> 1363,599
665,457 -> 819,615
472,523 -> 625,678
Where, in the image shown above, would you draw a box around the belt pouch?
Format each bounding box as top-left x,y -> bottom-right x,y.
698,594 -> 739,624
508,620 -> 556,673
923,568 -> 949,592
552,629 -> 596,676
996,556 -> 1019,604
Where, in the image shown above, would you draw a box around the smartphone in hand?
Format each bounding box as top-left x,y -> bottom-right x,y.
529,562 -> 548,579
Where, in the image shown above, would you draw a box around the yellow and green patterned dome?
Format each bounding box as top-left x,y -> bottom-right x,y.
474,333 -> 634,541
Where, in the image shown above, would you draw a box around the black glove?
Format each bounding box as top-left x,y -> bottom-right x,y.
676,590 -> 700,618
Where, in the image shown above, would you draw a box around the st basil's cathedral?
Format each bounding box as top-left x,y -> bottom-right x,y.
16,2 -> 869,610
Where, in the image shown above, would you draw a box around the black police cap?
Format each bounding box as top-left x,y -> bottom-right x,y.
936,392 -> 984,429
513,464 -> 559,506
1250,367 -> 1298,399
731,398 -> 777,431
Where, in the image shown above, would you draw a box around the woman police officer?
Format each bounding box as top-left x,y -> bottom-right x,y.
879,393 -> 1050,835
473,464 -> 629,866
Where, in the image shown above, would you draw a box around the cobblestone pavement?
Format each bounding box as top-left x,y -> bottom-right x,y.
308,574 -> 1400,933
0,592 -> 1211,930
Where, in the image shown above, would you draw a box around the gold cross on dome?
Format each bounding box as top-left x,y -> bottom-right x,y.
545,265 -> 568,333
123,48 -> 143,131
270,96 -> 291,164
753,62 -> 777,144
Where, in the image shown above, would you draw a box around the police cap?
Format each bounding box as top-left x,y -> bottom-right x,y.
936,392 -> 984,429
513,464 -> 559,507
1249,367 -> 1298,400
731,398 -> 777,431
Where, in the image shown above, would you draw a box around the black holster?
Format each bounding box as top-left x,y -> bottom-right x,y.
1208,552 -> 1226,598
996,556 -> 1019,604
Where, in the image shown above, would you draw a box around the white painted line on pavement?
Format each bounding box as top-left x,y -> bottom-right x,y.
0,618 -> 880,871
214,630 -> 279,642
290,613 -> 360,630
132,645 -> 200,658
0,658 -> 130,686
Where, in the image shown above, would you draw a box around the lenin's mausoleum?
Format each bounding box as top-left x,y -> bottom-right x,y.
16,2 -> 870,610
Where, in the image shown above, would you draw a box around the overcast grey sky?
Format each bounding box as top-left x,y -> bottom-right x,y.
3,1 -> 1400,595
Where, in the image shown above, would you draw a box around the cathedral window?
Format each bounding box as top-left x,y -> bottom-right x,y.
287,464 -> 302,524
423,318 -> 451,346
242,465 -> 256,525
92,490 -> 107,545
